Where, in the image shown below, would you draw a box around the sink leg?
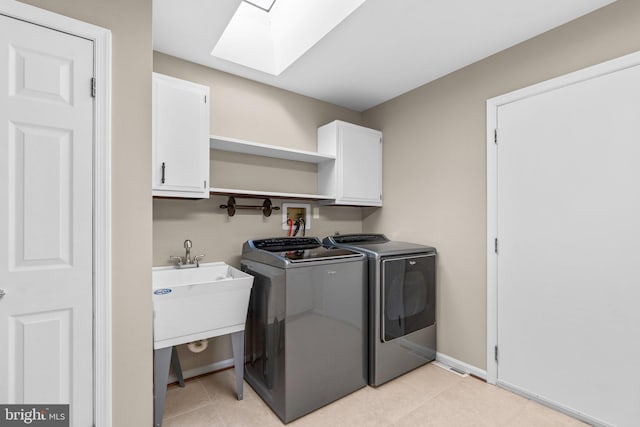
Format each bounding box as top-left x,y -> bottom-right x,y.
171,346 -> 185,387
231,331 -> 244,400
154,347 -> 172,427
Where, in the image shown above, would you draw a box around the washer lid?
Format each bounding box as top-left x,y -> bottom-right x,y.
277,247 -> 363,263
323,233 -> 436,257
327,234 -> 389,245
242,237 -> 364,268
249,237 -> 321,252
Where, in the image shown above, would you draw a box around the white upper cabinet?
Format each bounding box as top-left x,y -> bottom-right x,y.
152,73 -> 210,198
317,120 -> 382,206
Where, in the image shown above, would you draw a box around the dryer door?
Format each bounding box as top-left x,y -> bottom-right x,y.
381,254 -> 436,342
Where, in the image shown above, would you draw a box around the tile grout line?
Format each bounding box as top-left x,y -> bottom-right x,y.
162,380 -> 216,421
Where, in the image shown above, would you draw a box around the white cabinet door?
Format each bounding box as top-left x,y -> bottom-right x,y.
0,15 -> 94,424
318,121 -> 382,206
152,73 -> 209,198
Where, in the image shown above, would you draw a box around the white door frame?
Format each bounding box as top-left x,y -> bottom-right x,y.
0,1 -> 112,425
486,50 -> 640,386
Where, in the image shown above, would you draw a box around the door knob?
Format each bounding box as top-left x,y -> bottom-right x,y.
0,288 -> 5,299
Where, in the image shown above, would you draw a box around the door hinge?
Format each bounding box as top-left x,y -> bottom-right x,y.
91,77 -> 96,98
204,94 -> 207,103
494,345 -> 499,362
494,128 -> 498,144
494,238 -> 498,254
204,180 -> 207,189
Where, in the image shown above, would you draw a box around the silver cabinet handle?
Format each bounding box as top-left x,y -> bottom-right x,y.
0,289 -> 5,299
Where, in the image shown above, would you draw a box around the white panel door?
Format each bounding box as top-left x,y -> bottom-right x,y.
497,64 -> 640,426
0,15 -> 94,425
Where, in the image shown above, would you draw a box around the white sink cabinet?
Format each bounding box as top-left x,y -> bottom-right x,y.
152,262 -> 254,427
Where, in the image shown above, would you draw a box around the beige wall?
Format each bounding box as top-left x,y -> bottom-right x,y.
153,52 -> 366,371
362,0 -> 640,370
154,52 -> 364,153
17,0 -> 154,425
12,0 -> 640,422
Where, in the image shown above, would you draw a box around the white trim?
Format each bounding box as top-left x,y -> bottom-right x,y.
486,106 -> 498,385
498,380 -> 612,427
92,30 -> 113,427
0,2 -> 113,426
486,50 -> 640,387
167,358 -> 234,385
488,51 -> 640,108
435,352 -> 487,381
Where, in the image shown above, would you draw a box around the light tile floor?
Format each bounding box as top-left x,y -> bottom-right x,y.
161,363 -> 587,427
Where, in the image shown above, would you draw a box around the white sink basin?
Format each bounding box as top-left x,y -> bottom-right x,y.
152,262 -> 254,349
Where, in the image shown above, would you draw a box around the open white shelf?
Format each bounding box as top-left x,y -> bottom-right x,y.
210,134 -> 335,164
209,187 -> 333,200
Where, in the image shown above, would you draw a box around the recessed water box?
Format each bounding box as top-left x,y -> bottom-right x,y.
282,202 -> 311,231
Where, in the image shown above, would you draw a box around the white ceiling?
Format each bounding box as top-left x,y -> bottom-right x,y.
153,0 -> 617,112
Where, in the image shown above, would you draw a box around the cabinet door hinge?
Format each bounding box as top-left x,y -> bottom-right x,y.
91,77 -> 96,98
494,238 -> 498,254
494,345 -> 499,362
494,128 -> 498,144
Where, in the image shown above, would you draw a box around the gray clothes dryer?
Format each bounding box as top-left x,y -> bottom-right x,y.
323,234 -> 436,387
241,237 -> 367,423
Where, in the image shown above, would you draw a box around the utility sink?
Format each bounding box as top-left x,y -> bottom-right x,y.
153,262 -> 253,425
152,262 -> 254,349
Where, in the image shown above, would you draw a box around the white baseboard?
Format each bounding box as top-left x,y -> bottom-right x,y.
498,380 -> 611,427
167,358 -> 235,385
168,353 -> 487,386
436,352 -> 487,380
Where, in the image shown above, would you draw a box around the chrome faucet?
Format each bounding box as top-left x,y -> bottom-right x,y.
169,239 -> 205,268
184,239 -> 192,264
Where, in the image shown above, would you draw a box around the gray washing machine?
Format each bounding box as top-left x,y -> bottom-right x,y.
241,237 -> 367,423
323,234 -> 436,386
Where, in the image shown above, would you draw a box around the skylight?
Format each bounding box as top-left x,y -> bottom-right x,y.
244,0 -> 277,12
211,0 -> 367,76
